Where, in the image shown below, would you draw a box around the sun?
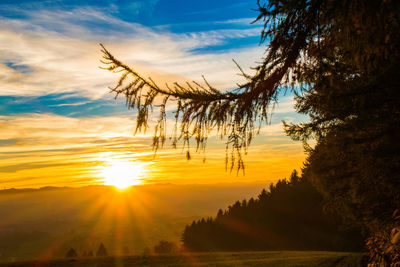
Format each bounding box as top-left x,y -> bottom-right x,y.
100,160 -> 145,189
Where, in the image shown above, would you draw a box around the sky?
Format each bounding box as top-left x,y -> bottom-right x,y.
0,0 -> 308,188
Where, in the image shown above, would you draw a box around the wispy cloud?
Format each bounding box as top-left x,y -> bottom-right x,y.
0,4 -> 307,188
0,114 -> 137,141
0,8 -> 263,99
48,101 -> 92,107
0,113 -> 305,188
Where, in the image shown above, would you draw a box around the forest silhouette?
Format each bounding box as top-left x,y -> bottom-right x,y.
182,170 -> 364,252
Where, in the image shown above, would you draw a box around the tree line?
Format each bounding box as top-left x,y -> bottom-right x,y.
182,170 -> 364,252
65,243 -> 107,259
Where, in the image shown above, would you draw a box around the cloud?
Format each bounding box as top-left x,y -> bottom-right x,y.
0,113 -> 305,188
0,8 -> 264,99
49,101 -> 92,107
0,114 -> 138,141
0,113 -> 152,187
0,6 -> 307,188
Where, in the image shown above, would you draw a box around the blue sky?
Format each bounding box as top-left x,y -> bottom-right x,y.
0,0 -> 308,188
0,0 -> 257,25
0,0 -> 263,117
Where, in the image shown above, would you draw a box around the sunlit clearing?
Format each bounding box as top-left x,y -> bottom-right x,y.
100,160 -> 145,189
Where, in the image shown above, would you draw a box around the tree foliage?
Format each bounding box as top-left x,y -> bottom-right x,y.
286,0 -> 400,233
100,0 -> 325,171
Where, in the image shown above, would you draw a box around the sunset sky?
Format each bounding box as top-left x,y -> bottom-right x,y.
0,0 -> 307,188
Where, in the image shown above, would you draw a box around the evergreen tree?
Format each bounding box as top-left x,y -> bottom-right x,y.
96,243 -> 108,257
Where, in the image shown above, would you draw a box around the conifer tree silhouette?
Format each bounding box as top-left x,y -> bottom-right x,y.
96,243 -> 108,257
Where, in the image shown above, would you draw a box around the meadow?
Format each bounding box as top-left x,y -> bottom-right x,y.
0,251 -> 366,267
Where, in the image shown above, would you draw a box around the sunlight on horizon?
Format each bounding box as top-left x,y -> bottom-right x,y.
100,159 -> 147,189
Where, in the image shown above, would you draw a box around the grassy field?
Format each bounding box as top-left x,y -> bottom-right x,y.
0,251 -> 366,267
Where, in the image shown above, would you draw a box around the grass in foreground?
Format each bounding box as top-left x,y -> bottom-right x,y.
0,251 -> 366,267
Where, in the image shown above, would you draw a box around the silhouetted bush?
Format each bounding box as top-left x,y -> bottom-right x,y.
154,240 -> 178,254
65,248 -> 77,258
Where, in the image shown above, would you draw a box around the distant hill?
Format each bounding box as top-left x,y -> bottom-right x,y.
0,183 -> 263,262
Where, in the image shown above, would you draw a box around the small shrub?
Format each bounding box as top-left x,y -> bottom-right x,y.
154,240 -> 178,254
65,248 -> 77,258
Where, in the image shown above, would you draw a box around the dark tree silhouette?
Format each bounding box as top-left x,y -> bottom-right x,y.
65,248 -> 77,258
96,243 -> 108,257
